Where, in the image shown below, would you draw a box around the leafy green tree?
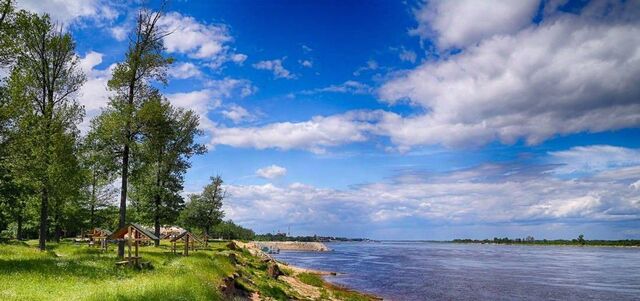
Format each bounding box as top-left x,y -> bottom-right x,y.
577,234 -> 585,245
133,94 -> 204,245
180,176 -> 225,237
93,5 -> 171,257
80,130 -> 118,229
9,11 -> 85,250
0,0 -> 16,67
0,0 -> 17,231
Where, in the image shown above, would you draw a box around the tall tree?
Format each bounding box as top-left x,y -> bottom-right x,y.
0,0 -> 16,67
179,176 -> 225,238
93,5 -> 171,257
81,129 -> 117,230
134,94 -> 205,245
10,12 -> 85,250
0,0 -> 17,231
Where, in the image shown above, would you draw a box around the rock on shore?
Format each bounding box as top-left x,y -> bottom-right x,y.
256,241 -> 330,252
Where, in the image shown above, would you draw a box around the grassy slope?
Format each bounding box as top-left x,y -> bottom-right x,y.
0,240 -> 376,301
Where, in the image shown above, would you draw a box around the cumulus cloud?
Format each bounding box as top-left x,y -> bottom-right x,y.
231,53 -> 248,65
17,0 -> 119,26
256,165 -> 287,179
253,59 -> 295,79
225,159 -> 640,236
77,51 -> 114,132
221,104 -> 254,123
158,12 -> 242,69
167,78 -> 256,134
378,4 -> 640,149
110,25 -> 128,41
210,111 -> 378,153
168,62 -> 203,79
549,145 -> 640,176
299,60 -> 313,68
411,0 -> 540,49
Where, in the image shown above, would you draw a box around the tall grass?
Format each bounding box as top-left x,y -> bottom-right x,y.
0,240 -> 233,301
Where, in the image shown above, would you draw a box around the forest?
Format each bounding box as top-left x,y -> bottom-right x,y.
0,0 -> 253,251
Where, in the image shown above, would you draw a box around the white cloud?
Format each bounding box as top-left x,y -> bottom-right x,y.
167,78 -> 255,137
110,26 -> 128,41
231,53 -> 248,65
411,0 -> 540,49
549,145 -> 640,175
253,59 -> 295,79
77,51 -> 114,132
256,165 -> 287,179
225,161 -> 640,235
17,0 -> 119,26
398,49 -> 417,63
353,59 -> 378,76
221,104 -> 253,123
168,62 -> 203,79
210,111 -> 377,153
299,60 -> 313,68
302,80 -> 372,95
379,8 -> 640,149
158,12 -> 242,69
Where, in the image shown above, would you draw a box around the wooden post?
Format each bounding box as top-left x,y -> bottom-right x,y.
185,235 -> 189,256
127,226 -> 132,262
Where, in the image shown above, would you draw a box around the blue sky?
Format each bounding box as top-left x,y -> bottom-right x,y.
17,0 -> 640,240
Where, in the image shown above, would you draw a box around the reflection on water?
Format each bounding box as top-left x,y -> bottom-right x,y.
273,242 -> 640,300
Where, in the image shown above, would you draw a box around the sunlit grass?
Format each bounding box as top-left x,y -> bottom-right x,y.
0,240 -> 378,300
0,240 -> 232,301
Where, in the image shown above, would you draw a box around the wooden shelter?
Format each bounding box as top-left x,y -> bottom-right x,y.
170,231 -> 203,256
159,226 -> 186,240
109,224 -> 159,265
88,228 -> 112,251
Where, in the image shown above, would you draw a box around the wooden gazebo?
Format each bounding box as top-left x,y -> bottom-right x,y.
170,231 -> 203,256
109,224 -> 159,265
88,228 -> 112,251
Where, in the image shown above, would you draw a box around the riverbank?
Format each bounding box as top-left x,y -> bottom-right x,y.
253,241 -> 331,252
0,239 -> 375,300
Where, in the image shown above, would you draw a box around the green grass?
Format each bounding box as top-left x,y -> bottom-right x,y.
0,239 -> 378,301
298,272 -> 324,287
0,240 -> 235,301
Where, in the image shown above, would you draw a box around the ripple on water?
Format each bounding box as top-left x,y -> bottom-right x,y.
273,242 -> 640,301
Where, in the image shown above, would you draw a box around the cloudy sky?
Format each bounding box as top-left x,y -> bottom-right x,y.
18,0 -> 640,240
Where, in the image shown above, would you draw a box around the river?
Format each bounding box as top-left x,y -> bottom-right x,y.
272,241 -> 640,300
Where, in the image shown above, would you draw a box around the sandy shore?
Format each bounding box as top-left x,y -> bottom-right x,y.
253,241 -> 331,252
233,240 -> 379,300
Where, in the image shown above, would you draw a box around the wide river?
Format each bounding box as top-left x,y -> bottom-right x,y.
272,241 -> 640,300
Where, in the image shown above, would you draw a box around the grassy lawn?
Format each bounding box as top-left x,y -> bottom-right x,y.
0,240 -> 237,300
0,240 -> 378,301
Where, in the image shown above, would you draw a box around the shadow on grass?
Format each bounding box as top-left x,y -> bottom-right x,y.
0,256 -> 128,279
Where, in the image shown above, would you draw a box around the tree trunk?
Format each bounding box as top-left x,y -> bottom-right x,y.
54,221 -> 61,243
16,214 -> 22,240
38,187 -> 48,251
117,144 -> 129,258
154,193 -> 160,247
90,172 -> 96,228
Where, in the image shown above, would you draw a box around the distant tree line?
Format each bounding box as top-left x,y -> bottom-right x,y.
254,232 -> 367,242
453,234 -> 640,247
0,1 -> 242,253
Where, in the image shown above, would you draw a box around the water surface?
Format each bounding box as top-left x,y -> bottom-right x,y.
273,241 -> 640,300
